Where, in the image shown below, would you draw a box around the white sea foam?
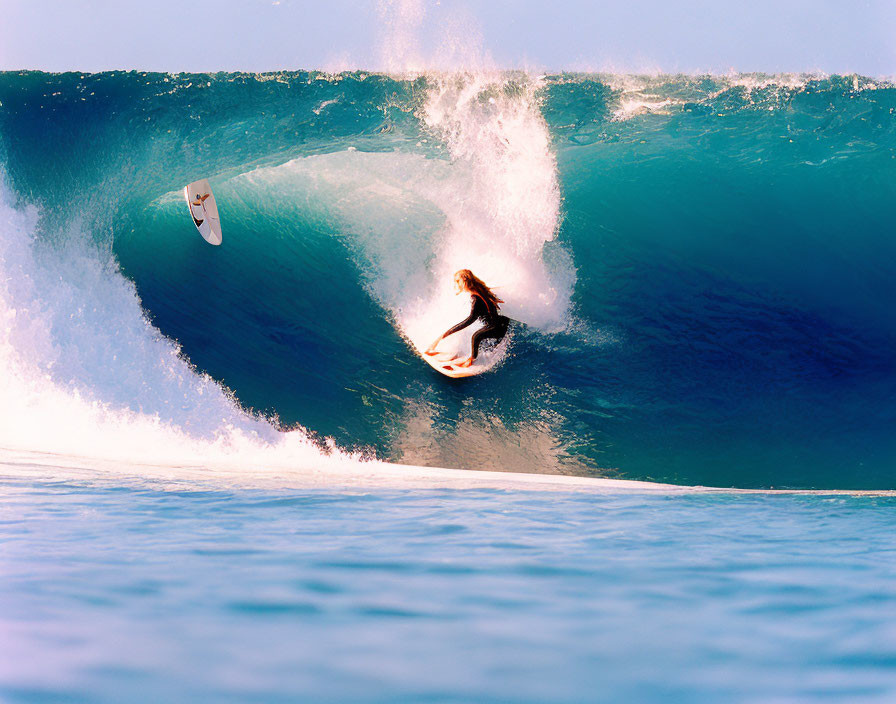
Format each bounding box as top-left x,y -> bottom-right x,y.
0,172 -> 356,474
613,97 -> 675,120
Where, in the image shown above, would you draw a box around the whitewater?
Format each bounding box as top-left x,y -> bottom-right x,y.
2,68 -> 895,703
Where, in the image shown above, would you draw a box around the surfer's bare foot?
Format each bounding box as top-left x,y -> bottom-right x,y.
456,357 -> 474,368
424,349 -> 438,356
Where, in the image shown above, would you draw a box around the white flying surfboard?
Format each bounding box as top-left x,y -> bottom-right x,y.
183,178 -> 222,245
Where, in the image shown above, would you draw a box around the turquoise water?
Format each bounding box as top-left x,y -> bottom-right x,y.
1,70 -> 895,701
1,70 -> 894,487
3,470 -> 896,703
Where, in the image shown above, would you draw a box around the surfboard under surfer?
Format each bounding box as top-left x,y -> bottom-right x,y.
425,269 -> 510,369
189,192 -> 210,227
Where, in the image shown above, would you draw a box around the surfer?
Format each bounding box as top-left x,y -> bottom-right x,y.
425,269 -> 509,368
189,192 -> 210,227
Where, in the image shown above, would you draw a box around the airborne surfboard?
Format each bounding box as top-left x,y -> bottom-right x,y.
183,178 -> 222,245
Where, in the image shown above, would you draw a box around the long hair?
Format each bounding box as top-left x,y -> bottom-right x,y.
456,269 -> 503,312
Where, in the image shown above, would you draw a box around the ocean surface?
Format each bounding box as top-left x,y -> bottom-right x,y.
1,70 -> 895,702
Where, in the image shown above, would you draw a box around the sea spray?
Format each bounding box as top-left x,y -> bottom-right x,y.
414,72 -> 573,330
374,0 -> 574,341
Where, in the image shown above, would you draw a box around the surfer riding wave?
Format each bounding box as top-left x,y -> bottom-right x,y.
425,269 -> 510,369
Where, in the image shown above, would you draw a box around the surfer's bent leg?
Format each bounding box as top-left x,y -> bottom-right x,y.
470,316 -> 509,360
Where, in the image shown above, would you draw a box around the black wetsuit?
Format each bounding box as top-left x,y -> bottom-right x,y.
442,293 -> 510,360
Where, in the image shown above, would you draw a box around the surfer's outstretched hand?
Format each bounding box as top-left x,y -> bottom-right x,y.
425,335 -> 445,356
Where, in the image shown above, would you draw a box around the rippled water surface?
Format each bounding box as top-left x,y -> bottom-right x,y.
2,71 -> 895,489
2,470 -> 895,703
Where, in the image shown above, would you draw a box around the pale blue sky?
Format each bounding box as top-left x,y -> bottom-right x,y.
2,0 -> 894,75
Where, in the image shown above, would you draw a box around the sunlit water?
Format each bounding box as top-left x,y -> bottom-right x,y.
3,467 -> 895,703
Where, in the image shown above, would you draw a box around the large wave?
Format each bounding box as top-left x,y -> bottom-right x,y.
1,70 -> 894,489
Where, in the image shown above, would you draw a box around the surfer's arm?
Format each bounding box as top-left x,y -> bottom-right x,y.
426,298 -> 481,353
425,312 -> 476,354
441,311 -> 477,338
